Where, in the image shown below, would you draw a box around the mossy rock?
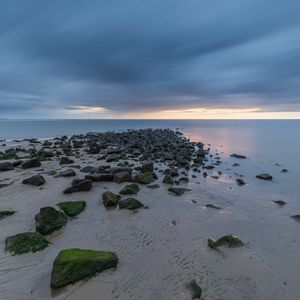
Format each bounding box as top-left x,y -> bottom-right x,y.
57,201 -> 86,217
134,172 -> 155,184
0,210 -> 16,220
119,198 -> 144,210
168,187 -> 190,196
119,183 -> 140,195
102,191 -> 120,207
50,248 -> 118,288
147,184 -> 160,189
5,232 -> 49,255
208,234 -> 244,250
35,207 -> 67,235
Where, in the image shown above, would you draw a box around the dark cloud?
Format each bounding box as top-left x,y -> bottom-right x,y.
0,0 -> 300,117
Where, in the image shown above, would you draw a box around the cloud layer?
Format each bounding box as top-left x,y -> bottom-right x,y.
1,0 -> 300,118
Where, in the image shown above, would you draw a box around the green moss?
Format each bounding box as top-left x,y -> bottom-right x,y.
57,201 -> 86,217
102,191 -> 120,207
119,183 -> 140,195
119,198 -> 144,210
146,184 -> 160,189
0,210 -> 16,220
135,172 -> 155,184
5,232 -> 49,255
51,248 -> 118,288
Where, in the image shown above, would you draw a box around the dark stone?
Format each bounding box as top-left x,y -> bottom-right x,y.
21,158 -> 41,169
230,154 -> 247,159
141,161 -> 154,173
0,162 -> 14,171
133,172 -> 155,184
119,183 -> 140,195
102,191 -> 120,207
60,157 -> 74,165
273,200 -> 286,206
113,171 -> 132,183
119,198 -> 144,210
85,173 -> 113,182
256,173 -> 272,181
186,279 -> 202,299
22,174 -> 45,186
163,174 -> 174,184
236,178 -> 245,186
208,234 -> 244,250
63,179 -> 92,194
168,187 -> 190,196
55,169 -> 76,178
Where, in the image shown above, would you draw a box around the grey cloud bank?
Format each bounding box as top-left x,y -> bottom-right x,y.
0,0 -> 300,118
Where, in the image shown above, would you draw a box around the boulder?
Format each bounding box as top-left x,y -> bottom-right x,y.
133,172 -> 155,184
22,174 -> 45,186
63,179 -> 92,194
118,198 -> 144,210
80,166 -> 96,173
208,234 -> 244,250
113,171 -> 131,183
119,183 -> 140,195
141,161 -> 154,173
57,201 -> 86,217
163,174 -> 174,184
21,158 -> 41,169
168,187 -> 190,196
55,169 -> 76,178
102,191 -> 120,207
50,248 -> 118,288
35,207 -> 67,235
60,157 -> 74,165
85,173 -> 113,182
5,232 -> 49,255
0,162 -> 14,171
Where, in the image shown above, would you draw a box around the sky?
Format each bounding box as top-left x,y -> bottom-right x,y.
1,0 -> 300,119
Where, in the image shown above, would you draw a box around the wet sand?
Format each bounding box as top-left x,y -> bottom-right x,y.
0,133 -> 299,300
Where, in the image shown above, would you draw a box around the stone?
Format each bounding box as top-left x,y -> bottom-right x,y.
208,234 -> 244,250
21,158 -> 41,169
5,232 -> 49,255
60,157 -> 74,165
163,174 -> 174,184
134,172 -> 155,184
0,162 -> 14,171
63,179 -> 92,194
57,201 -> 86,217
273,200 -> 286,206
0,210 -> 16,220
236,178 -> 245,186
290,215 -> 300,222
50,248 -> 118,288
85,173 -> 113,182
102,191 -> 120,207
118,198 -> 144,210
113,171 -> 131,183
205,204 -> 221,209
119,183 -> 140,195
230,154 -> 247,159
186,279 -> 202,299
168,187 -> 190,196
55,169 -> 76,178
80,166 -> 96,173
35,207 -> 68,235
22,174 -> 45,186
141,161 -> 154,173
256,173 -> 272,181
147,184 -> 160,189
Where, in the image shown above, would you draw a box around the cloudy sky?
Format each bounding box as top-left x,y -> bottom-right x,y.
1,0 -> 300,119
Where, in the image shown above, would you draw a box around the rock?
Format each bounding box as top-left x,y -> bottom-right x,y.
102,191 -> 120,207
163,174 -> 174,184
5,232 -> 49,255
273,200 -> 286,206
205,204 -> 221,209
236,178 -> 245,186
141,161 -> 154,173
0,210 -> 16,220
0,162 -> 14,171
256,173 -> 272,181
281,169 -> 288,173
22,174 -> 45,186
147,184 -> 160,189
118,198 -> 144,210
134,172 -> 155,184
204,165 -> 214,170
290,215 -> 300,222
178,177 -> 189,184
80,166 -> 96,173
113,171 -> 131,183
12,160 -> 23,167
55,169 -> 76,178
168,187 -> 190,196
35,207 -> 68,235
119,183 -> 140,195
203,172 -> 207,177
230,154 -> 247,159
106,154 -> 120,162
208,235 -> 244,250
21,158 -> 41,169
63,179 -> 92,194
50,248 -> 118,288
232,163 -> 240,167
85,173 -> 113,182
186,279 -> 202,299
109,167 -> 132,175
57,201 -> 86,217
163,168 -> 179,177
60,157 -> 74,165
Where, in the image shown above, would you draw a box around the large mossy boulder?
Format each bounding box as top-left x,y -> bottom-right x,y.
5,232 -> 49,255
118,198 -> 144,210
57,201 -> 86,217
113,171 -> 131,183
102,191 -> 120,207
208,234 -> 244,250
22,174 -> 45,186
134,172 -> 155,184
50,248 -> 118,288
119,183 -> 140,195
35,207 -> 67,235
0,210 -> 16,220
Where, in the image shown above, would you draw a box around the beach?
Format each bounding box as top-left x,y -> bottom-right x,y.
0,123 -> 300,300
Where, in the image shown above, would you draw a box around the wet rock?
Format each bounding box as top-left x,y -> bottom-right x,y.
102,191 -> 120,207
35,207 -> 68,235
281,169 -> 288,173
50,248 -> 118,288
147,184 -> 160,189
0,162 -> 14,171
63,179 -> 92,194
178,177 -> 189,184
21,158 -> 41,169
163,168 -> 179,177
163,174 -> 174,184
230,154 -> 247,159
106,154 -> 120,162
119,183 -> 140,195
119,198 -> 144,210
203,172 -> 207,178
232,163 -> 240,167
256,173 -> 272,181
273,200 -> 286,206
186,279 -> 202,299
236,178 -> 245,186
290,215 -> 300,222
22,174 -> 45,186
208,234 -> 244,250
60,157 -> 74,165
5,232 -> 49,255
85,173 -> 113,182
206,204 -> 221,209
168,187 -> 190,196
0,210 -> 16,220
80,166 -> 96,173
55,169 -> 76,178
109,167 -> 132,175
113,171 -> 131,183
57,201 -> 86,217
141,161 -> 154,173
204,165 -> 214,170
12,160 -> 23,167
134,172 -> 155,184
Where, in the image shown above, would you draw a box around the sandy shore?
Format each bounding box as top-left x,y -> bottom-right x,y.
0,130 -> 299,300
